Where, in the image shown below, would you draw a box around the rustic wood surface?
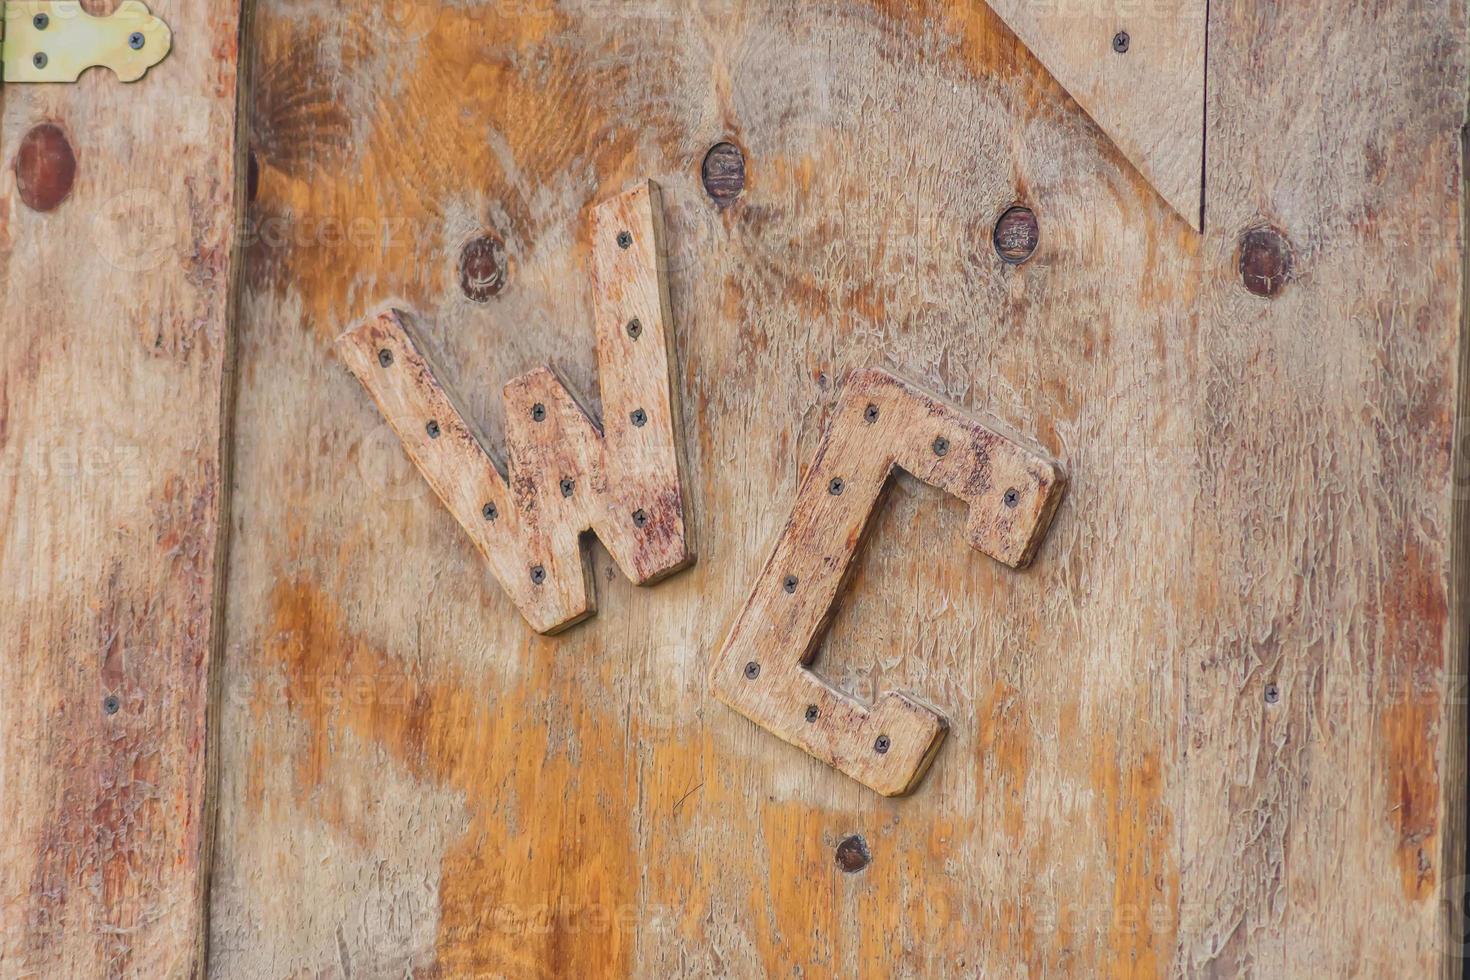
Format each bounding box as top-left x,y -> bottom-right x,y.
208,0 -> 1469,976
712,367 -> 1065,797
337,184 -> 693,635
0,0 -> 243,975
984,0 -> 1206,230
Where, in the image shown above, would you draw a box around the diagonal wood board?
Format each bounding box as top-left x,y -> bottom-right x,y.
711,369 -> 1067,796
338,182 -> 694,634
985,0 -> 1207,230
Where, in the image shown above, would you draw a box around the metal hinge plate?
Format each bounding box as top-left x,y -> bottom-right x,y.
2,1 -> 171,83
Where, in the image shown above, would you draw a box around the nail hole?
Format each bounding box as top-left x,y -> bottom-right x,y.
103,695 -> 120,715
617,230 -> 633,249
828,477 -> 845,496
874,734 -> 891,754
559,477 -> 575,498
783,575 -> 798,594
425,420 -> 440,439
482,502 -> 498,521
932,437 -> 950,457
1112,30 -> 1130,53
863,404 -> 879,424
531,403 -> 547,422
626,318 -> 642,340
1004,488 -> 1020,508
744,661 -> 761,680
530,565 -> 547,585
805,704 -> 819,723
377,348 -> 393,368
632,508 -> 649,528
630,408 -> 648,427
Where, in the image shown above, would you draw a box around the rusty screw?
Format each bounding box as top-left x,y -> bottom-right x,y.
1112,31 -> 1130,53
874,734 -> 891,754
426,420 -> 440,439
617,230 -> 633,250
805,704 -> 820,723
530,565 -> 547,585
531,403 -> 547,422
482,502 -> 498,521
632,508 -> 649,528
377,348 -> 393,368
1004,488 -> 1020,508
630,408 -> 648,427
626,318 -> 642,340
863,404 -> 879,424
828,477 -> 845,496
559,477 -> 575,498
933,437 -> 949,457
783,574 -> 798,594
744,661 -> 761,680
836,835 -> 872,873
103,695 -> 120,715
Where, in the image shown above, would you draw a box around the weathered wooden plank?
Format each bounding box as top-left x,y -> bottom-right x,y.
983,0 -> 1207,230
209,0 -> 1468,975
711,367 -> 1065,796
0,0 -> 244,975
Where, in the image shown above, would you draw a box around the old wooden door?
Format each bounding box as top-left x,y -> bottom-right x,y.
3,0 -> 1468,977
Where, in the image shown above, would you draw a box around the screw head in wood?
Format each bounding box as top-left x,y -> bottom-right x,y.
783,574 -> 798,594
744,661 -> 761,680
425,420 -> 440,439
377,348 -> 393,368
626,318 -> 642,340
632,508 -> 649,528
828,477 -> 845,496
1265,683 -> 1281,705
933,436 -> 949,457
835,835 -> 872,873
559,477 -> 575,498
874,734 -> 891,754
1112,30 -> 1130,53
482,502 -> 498,521
33,52 -> 47,69
701,141 -> 747,208
530,565 -> 547,585
33,12 -> 48,29
617,230 -> 633,249
1004,488 -> 1020,508
531,403 -> 547,422
103,695 -> 120,715
863,404 -> 879,424
630,408 -> 647,427
993,205 -> 1040,265
805,704 -> 819,723
129,31 -> 146,50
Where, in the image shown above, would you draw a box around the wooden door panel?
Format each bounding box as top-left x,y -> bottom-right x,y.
204,1 -> 1468,977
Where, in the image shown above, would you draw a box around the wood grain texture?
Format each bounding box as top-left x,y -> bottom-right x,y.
336,183 -> 693,634
712,367 -> 1065,796
984,0 -> 1206,230
0,0 -> 243,974
209,0 -> 1468,975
